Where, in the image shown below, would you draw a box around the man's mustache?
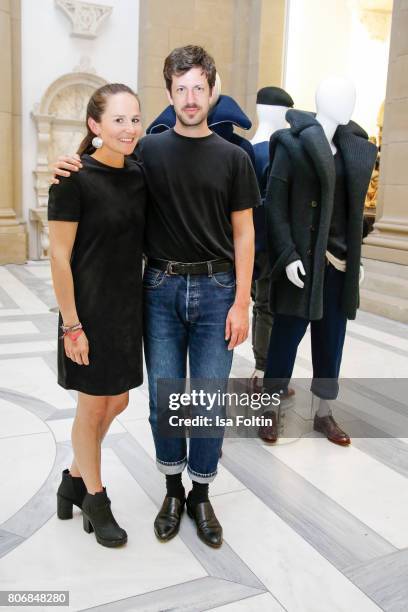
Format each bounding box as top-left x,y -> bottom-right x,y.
183,105 -> 201,110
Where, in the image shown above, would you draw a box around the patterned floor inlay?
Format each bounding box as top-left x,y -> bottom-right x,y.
0,262 -> 406,612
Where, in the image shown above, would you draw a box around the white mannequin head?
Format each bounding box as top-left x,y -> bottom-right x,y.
315,76 -> 356,125
256,104 -> 288,130
209,72 -> 222,109
251,86 -> 294,144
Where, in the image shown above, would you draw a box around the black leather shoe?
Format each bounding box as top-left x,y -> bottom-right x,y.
56,468 -> 87,519
186,494 -> 223,548
154,496 -> 185,542
82,488 -> 127,548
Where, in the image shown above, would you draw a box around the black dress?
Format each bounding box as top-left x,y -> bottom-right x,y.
48,154 -> 146,395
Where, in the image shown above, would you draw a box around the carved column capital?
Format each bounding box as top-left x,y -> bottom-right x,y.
55,0 -> 113,39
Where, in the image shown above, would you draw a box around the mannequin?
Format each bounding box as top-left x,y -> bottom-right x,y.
259,76 -> 377,446
210,72 -> 222,108
251,104 -> 288,144
251,87 -> 294,145
287,77 -> 363,287
250,87 -> 294,393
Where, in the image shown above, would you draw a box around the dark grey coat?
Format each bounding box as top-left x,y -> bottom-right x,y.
265,110 -> 377,321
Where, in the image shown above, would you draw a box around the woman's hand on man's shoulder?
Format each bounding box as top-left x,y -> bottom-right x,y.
50,154 -> 83,185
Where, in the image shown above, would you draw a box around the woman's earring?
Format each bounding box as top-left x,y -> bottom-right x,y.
92,136 -> 103,149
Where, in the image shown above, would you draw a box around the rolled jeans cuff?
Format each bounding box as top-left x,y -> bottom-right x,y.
156,456 -> 187,475
187,466 -> 218,483
311,378 -> 339,401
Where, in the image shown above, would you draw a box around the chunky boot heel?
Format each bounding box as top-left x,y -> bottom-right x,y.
83,515 -> 94,533
56,469 -> 87,520
57,495 -> 73,520
81,489 -> 127,548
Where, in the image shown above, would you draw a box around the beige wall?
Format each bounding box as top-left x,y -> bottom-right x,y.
0,0 -> 26,264
284,0 -> 391,136
137,0 -> 286,135
363,0 -> 408,265
257,0 -> 286,89
11,0 -> 22,221
247,0 -> 286,138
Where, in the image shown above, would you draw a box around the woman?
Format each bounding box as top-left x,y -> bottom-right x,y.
48,83 -> 146,547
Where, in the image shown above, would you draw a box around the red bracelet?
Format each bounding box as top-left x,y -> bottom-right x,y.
60,322 -> 83,340
67,329 -> 84,342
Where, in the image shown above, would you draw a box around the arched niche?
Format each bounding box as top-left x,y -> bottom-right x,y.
30,71 -> 107,258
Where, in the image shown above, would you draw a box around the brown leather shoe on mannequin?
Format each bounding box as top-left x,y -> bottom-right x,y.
249,371 -> 295,401
313,414 -> 351,446
258,410 -> 279,443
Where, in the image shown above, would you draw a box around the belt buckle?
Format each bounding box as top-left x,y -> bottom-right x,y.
167,261 -> 178,275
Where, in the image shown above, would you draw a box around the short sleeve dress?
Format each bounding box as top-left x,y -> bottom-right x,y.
48,154 -> 146,396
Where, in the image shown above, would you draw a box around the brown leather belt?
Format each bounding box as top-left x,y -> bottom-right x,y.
147,258 -> 233,276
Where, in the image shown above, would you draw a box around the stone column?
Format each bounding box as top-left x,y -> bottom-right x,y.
137,0 -> 261,129
137,0 -> 285,134
248,0 -> 286,138
0,0 -> 26,264
360,0 -> 408,322
363,0 -> 408,265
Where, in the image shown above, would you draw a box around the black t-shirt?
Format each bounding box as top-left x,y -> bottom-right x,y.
328,151 -> 348,259
135,129 -> 261,262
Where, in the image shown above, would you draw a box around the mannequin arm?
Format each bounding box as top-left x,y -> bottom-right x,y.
286,260 -> 306,288
359,264 -> 364,285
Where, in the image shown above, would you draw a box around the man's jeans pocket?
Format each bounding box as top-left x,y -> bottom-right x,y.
143,267 -> 167,289
210,270 -> 236,289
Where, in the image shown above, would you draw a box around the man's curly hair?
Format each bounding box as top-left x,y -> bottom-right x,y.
163,45 -> 216,92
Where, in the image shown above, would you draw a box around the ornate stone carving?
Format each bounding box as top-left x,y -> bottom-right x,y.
49,84 -> 95,119
73,55 -> 96,74
31,70 -> 107,259
359,9 -> 391,41
349,0 -> 392,41
55,0 -> 113,39
29,208 -> 50,259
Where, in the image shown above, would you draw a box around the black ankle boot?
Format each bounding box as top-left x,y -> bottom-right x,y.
56,469 -> 87,519
82,488 -> 127,548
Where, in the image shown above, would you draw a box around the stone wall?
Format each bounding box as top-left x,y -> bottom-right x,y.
137,0 -> 286,136
0,0 -> 26,264
363,0 -> 408,265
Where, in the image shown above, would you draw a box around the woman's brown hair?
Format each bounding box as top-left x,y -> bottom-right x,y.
77,83 -> 141,156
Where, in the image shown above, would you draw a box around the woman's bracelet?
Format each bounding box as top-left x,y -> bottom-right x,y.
67,329 -> 84,342
59,322 -> 82,340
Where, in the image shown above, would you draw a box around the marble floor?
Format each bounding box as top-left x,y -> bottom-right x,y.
0,261 -> 407,612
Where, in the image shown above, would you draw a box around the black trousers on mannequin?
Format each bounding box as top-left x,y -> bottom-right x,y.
264,262 -> 347,400
251,252 -> 273,372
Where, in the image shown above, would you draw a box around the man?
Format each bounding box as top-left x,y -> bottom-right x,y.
53,45 -> 260,548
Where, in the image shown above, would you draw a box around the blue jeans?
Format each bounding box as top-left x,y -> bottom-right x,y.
265,263 -> 348,400
143,266 -> 235,483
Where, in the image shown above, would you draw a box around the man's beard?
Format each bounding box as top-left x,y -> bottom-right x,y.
175,105 -> 208,127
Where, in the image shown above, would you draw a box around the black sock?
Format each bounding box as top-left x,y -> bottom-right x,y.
188,481 -> 209,507
165,473 -> 185,501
